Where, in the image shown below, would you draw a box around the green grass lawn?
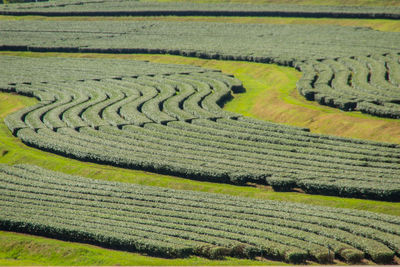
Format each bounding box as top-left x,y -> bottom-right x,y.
1,50 -> 400,265
0,231 -> 281,266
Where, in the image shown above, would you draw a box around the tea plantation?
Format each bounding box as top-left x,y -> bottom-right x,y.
2,18 -> 400,116
1,0 -> 400,18
2,55 -> 400,200
2,164 -> 400,263
0,0 -> 400,265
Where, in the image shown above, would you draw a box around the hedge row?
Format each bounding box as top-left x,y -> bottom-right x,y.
296,54 -> 400,118
2,20 -> 400,62
1,1 -> 400,19
0,164 -> 399,263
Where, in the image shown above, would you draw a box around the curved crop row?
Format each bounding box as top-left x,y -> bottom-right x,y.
1,164 -> 400,264
296,53 -> 400,118
2,56 -> 400,201
1,19 -> 400,119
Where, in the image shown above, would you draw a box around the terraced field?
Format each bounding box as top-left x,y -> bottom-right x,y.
2,55 -> 400,200
2,20 -> 400,62
2,164 -> 400,264
1,0 -> 400,265
1,0 -> 400,18
297,53 -> 400,118
2,18 -> 400,118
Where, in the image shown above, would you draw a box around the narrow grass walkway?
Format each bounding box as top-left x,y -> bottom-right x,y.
0,231 -> 278,266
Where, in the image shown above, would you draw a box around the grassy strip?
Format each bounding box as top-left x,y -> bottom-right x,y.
1,15 -> 399,32
0,231 -> 277,266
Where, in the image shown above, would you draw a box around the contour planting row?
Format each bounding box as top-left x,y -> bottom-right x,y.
296,53 -> 400,118
1,164 -> 400,264
0,55 -> 207,90
3,56 -> 400,201
2,20 -> 400,63
1,0 -> 400,19
2,19 -> 400,118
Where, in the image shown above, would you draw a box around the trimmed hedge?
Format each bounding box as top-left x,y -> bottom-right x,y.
1,1 -> 400,19
296,54 -> 400,118
0,164 -> 399,263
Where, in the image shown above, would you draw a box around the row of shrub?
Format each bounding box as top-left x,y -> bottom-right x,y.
1,164 -> 399,263
1,0 -> 400,19
296,54 -> 400,118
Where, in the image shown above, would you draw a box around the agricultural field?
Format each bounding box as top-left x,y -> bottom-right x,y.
297,54 -> 400,118
0,0 -> 400,265
2,55 -> 400,200
1,0 -> 400,18
2,164 -> 400,264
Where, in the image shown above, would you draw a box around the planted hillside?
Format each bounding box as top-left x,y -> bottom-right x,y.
2,20 -> 400,63
1,164 -> 400,264
1,19 -> 400,117
1,0 -> 400,18
296,53 -> 400,118
2,55 -> 400,200
0,55 -> 206,88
